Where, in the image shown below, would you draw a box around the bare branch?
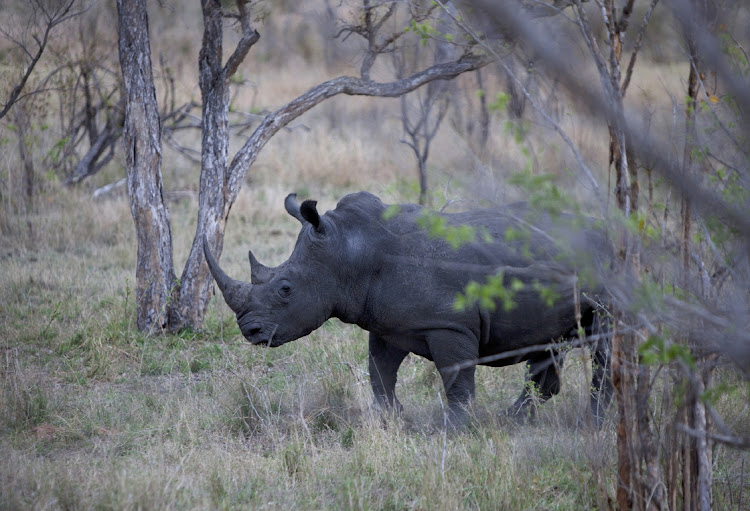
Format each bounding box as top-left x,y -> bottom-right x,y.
0,0 -> 94,121
678,423 -> 750,449
227,53 -> 491,197
223,0 -> 260,81
465,0 -> 750,238
440,0 -> 603,200
621,0 -> 660,97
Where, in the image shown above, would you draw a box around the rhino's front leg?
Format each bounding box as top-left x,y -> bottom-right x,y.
368,333 -> 409,412
427,330 -> 478,426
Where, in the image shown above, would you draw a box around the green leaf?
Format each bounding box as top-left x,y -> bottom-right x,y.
382,204 -> 401,221
488,92 -> 509,112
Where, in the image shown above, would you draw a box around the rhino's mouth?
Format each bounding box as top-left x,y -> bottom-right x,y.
238,316 -> 279,347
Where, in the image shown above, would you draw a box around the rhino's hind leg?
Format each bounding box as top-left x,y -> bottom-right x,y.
506,353 -> 564,421
368,333 -> 409,412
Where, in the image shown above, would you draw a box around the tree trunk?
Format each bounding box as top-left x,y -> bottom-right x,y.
167,0 -> 231,329
681,20 -> 714,509
117,0 -> 175,333
591,1 -> 662,508
168,0 -> 260,330
612,319 -> 636,510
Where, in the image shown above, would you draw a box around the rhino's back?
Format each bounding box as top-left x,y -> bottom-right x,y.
384,202 -> 577,269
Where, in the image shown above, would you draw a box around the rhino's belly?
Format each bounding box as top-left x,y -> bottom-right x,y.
477,340 -> 540,367
478,307 -> 580,367
380,333 -> 433,360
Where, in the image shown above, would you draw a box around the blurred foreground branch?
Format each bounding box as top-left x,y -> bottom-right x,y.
462,0 -> 749,508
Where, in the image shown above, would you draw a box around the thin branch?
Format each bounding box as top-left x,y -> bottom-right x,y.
621,0 -> 660,97
677,424 -> 750,449
223,0 -> 260,82
0,0 -> 95,121
466,0 -> 750,238
446,334 -> 610,373
440,0 -> 603,201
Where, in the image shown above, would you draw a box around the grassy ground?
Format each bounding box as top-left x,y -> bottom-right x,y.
0,178 -> 623,510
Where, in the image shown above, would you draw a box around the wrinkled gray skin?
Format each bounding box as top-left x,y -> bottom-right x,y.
204,192 -> 612,426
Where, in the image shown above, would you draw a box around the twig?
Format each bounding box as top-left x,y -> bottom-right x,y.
92,178 -> 126,199
438,390 -> 447,480
676,423 -> 750,449
446,333 -> 610,373
437,0 -> 603,202
621,0 -> 660,97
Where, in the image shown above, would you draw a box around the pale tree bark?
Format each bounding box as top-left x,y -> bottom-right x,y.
117,0 -> 175,333
167,0 -> 260,329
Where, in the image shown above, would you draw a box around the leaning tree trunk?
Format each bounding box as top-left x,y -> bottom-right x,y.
171,53 -> 486,330
117,0 -> 175,333
167,0 -> 260,330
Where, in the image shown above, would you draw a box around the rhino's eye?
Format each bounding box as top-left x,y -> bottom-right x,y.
277,281 -> 292,300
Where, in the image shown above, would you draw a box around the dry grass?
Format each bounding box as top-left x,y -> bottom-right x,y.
1,284 -> 618,510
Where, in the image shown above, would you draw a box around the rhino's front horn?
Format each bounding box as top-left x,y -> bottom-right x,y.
202,235 -> 253,314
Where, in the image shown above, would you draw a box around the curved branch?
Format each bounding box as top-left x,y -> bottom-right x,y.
226,53 -> 491,197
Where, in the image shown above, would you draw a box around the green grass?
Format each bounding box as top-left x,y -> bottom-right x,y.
2,170 -> 749,511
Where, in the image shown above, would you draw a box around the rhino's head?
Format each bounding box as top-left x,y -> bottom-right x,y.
204,193 -> 378,347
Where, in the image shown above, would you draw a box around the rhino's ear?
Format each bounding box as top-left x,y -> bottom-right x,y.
284,193 -> 305,225
300,200 -> 323,232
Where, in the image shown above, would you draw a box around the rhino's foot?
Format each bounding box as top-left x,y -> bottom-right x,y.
371,399 -> 403,427
439,401 -> 479,431
371,397 -> 403,414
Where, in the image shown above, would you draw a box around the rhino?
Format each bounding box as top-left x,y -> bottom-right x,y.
203,191 -> 612,425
